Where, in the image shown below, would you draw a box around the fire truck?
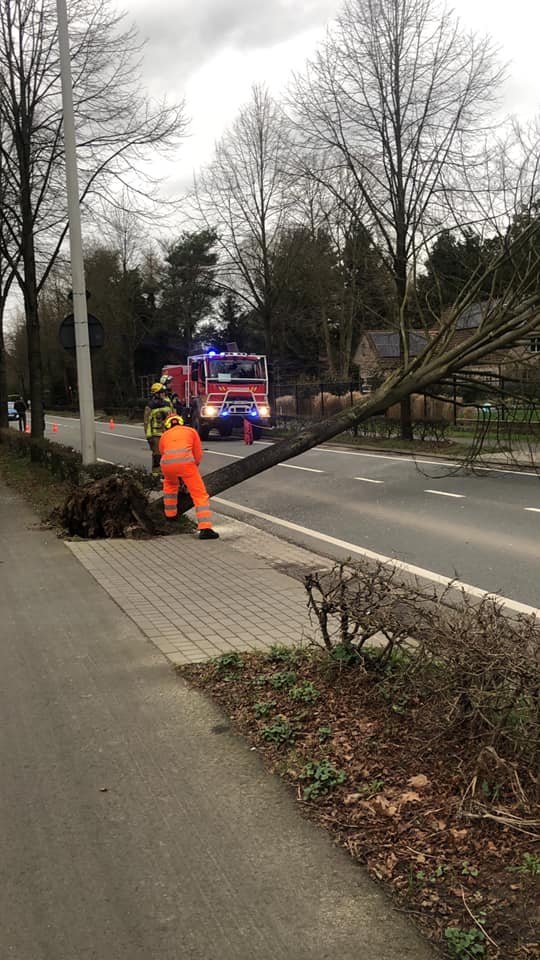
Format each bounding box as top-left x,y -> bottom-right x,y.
162,351 -> 271,440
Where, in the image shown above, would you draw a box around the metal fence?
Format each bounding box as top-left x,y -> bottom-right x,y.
271,375 -> 540,429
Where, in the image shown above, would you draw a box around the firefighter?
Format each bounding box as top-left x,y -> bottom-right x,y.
159,413 -> 219,539
160,374 -> 188,420
144,383 -> 173,478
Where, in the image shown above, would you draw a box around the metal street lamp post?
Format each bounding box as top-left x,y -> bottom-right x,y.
55,0 -> 96,464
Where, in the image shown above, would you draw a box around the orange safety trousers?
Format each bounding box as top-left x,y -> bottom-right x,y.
161,463 -> 213,530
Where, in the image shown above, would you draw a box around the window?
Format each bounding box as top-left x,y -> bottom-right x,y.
207,358 -> 265,380
529,337 -> 540,354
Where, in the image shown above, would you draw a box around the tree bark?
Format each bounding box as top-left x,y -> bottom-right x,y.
177,371 -> 407,513
0,310 -> 8,429
19,179 -> 44,440
175,288 -> 540,514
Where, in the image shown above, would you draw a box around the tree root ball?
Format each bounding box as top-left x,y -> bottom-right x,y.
54,475 -> 157,539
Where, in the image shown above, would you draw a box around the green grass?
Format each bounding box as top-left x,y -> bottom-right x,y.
0,445 -> 194,537
0,447 -> 72,520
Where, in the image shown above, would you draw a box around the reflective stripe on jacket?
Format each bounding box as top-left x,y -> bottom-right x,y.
145,401 -> 172,438
159,424 -> 203,466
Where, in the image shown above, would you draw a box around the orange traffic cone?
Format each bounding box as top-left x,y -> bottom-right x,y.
109,418 -> 115,431
243,417 -> 254,445
52,423 -> 58,434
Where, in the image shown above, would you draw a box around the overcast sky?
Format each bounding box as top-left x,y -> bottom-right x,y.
124,0 -> 540,195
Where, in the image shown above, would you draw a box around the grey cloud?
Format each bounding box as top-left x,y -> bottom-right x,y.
129,0 -> 336,82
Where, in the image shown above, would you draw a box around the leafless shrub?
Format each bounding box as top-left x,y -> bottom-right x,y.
304,562 -> 540,794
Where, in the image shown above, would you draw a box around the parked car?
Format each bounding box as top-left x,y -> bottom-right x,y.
7,397 -> 19,421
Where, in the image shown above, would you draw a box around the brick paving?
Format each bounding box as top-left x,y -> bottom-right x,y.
67,513 -> 331,665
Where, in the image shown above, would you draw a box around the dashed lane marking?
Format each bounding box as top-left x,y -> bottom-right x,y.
280,464 -> 324,473
47,418 -> 537,478
213,497 -> 539,618
204,450 -> 324,473
424,489 -> 465,499
354,477 -> 384,484
203,449 -> 243,459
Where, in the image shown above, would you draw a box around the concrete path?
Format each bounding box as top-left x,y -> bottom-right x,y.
67,513 -> 331,664
0,482 -> 436,959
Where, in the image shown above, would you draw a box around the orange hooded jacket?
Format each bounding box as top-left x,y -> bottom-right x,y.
159,424 -> 203,467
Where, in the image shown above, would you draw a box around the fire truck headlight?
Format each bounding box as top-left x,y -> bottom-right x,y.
258,405 -> 270,418
202,405 -> 218,417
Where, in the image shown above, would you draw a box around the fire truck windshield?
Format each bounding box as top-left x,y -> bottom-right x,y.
207,358 -> 265,381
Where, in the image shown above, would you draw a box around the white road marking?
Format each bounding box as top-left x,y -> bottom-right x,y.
424,489 -> 465,499
288,443 -> 537,478
97,431 -> 146,443
279,464 -> 324,473
203,449 -> 243,459
524,507 -> 540,513
205,450 -> 324,472
47,416 -> 537,478
318,448 -> 456,467
354,477 -> 384,484
213,497 -> 539,618
97,457 -> 115,464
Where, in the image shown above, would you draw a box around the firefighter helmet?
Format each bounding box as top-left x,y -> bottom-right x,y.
164,414 -> 184,430
151,382 -> 166,394
160,374 -> 173,385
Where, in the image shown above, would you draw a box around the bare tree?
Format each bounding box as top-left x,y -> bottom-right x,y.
289,0 -> 504,437
0,92 -> 19,427
176,222 -> 540,512
0,0 -> 186,438
194,84 -> 295,359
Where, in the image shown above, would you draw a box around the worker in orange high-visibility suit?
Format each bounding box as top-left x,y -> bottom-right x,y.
159,414 -> 219,540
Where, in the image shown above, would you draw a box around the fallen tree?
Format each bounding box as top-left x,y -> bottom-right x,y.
177,224 -> 540,513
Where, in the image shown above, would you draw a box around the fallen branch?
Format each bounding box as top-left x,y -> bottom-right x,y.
460,886 -> 500,950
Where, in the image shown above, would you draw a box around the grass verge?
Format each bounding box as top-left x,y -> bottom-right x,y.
0,444 -> 194,537
0,445 -> 72,522
179,646 -> 539,960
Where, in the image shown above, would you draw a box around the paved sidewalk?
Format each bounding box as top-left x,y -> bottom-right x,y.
68,513 -> 333,664
0,481 -> 437,959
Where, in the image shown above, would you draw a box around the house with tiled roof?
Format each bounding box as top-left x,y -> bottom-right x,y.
353,302 -> 540,384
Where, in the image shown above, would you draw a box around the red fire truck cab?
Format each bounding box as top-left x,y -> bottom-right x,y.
162,351 -> 271,440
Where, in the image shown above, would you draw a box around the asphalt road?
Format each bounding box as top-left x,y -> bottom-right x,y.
43,416 -> 540,609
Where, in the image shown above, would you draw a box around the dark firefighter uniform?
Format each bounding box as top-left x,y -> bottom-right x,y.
144,384 -> 173,477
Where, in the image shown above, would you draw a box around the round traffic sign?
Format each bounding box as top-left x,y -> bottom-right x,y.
59,313 -> 105,351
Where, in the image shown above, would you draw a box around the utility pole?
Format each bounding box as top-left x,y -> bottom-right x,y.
55,0 -> 96,464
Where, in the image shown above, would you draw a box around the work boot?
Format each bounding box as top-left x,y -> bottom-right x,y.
198,529 -> 219,540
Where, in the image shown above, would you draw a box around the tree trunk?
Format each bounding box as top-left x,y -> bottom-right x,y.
399,394 -> 413,441
176,371 -> 410,514
394,251 -> 413,442
19,174 -> 44,440
22,258 -> 44,440
174,282 -> 540,515
0,309 -> 8,430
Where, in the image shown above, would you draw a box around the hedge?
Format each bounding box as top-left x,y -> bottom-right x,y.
0,429 -> 153,489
